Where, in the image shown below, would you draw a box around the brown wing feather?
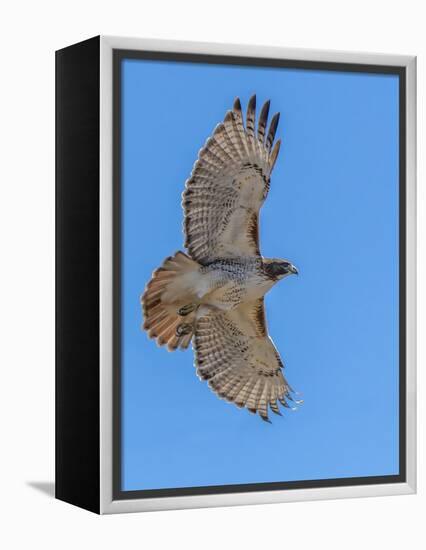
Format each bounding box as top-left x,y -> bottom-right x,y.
182,95 -> 281,264
193,299 -> 292,422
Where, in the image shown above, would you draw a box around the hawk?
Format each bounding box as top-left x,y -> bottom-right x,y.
141,95 -> 298,422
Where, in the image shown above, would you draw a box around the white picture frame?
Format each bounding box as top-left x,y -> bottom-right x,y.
56,35 -> 416,514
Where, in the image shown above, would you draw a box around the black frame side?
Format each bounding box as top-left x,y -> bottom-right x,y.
113,49 -> 407,501
55,36 -> 100,514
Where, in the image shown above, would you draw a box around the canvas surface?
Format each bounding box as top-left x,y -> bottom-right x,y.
119,57 -> 400,491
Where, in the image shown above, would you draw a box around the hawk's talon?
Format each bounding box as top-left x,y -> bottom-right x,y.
176,323 -> 193,337
178,303 -> 197,316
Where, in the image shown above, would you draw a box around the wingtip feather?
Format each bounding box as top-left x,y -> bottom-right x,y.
247,94 -> 256,111
257,100 -> 271,141
267,112 -> 280,145
269,138 -> 281,172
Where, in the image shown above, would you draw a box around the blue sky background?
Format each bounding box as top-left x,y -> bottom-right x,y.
121,58 -> 399,491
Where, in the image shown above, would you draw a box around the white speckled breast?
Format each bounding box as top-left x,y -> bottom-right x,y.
198,257 -> 274,310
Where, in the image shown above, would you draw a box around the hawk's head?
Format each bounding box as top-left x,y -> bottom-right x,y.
263,258 -> 298,280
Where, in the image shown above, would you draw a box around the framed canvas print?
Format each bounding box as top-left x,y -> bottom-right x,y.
55,36 -> 417,514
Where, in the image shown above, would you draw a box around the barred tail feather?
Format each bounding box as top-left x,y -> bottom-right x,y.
141,251 -> 199,351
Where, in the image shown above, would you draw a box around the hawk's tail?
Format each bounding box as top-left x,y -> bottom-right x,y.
141,251 -> 200,351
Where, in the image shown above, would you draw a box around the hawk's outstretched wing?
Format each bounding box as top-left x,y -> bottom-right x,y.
193,299 -> 293,421
182,95 -> 281,264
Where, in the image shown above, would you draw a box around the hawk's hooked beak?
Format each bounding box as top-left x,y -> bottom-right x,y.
289,264 -> 298,276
